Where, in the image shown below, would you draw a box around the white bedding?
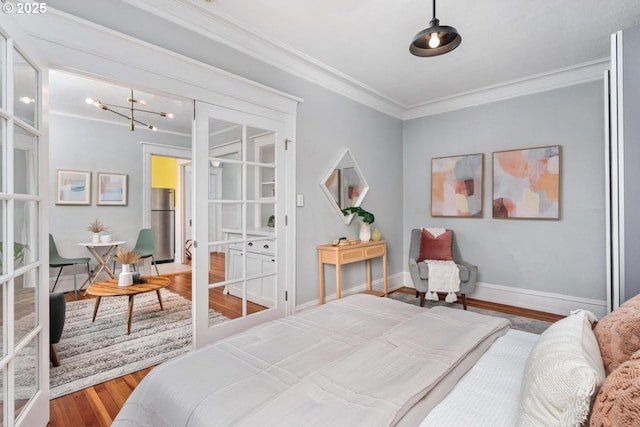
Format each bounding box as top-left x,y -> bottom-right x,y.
419,329 -> 539,426
113,294 -> 510,427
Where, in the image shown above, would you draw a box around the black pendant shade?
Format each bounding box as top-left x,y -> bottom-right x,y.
410,0 -> 461,57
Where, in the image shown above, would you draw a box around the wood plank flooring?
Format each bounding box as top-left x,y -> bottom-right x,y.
49,282 -> 562,427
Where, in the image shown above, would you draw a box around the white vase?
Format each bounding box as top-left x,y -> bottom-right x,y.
92,233 -> 100,243
359,222 -> 371,242
119,264 -> 133,287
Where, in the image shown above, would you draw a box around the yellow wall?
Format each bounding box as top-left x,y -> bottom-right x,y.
151,155 -> 177,190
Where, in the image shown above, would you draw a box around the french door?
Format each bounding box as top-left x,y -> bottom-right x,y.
192,100 -> 290,347
0,16 -> 49,427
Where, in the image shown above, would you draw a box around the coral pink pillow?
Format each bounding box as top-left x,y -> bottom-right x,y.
417,229 -> 453,262
590,350 -> 640,427
594,293 -> 640,375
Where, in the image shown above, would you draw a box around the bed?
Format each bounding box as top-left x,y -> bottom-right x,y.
112,293 -> 640,427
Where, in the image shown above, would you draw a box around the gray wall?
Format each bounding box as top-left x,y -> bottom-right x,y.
294,85 -> 403,305
49,114 -> 190,261
44,1 -> 606,306
403,81 -> 606,300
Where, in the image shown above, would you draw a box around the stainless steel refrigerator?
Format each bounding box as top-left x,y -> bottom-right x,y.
150,188 -> 175,263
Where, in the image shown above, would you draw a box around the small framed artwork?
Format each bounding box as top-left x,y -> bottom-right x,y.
492,145 -> 561,219
55,169 -> 91,205
96,172 -> 128,206
431,153 -> 484,218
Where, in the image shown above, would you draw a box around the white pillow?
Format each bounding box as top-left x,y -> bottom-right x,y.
518,310 -> 606,427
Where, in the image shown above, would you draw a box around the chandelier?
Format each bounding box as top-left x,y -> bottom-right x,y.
85,89 -> 173,131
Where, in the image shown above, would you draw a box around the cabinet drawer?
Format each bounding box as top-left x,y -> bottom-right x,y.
364,245 -> 385,258
231,240 -> 275,256
339,248 -> 365,263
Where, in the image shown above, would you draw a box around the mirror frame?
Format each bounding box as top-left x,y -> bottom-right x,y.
319,148 -> 370,224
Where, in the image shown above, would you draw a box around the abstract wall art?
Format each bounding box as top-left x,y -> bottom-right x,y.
55,169 -> 91,205
97,172 -> 128,206
431,153 -> 484,218
492,145 -> 561,219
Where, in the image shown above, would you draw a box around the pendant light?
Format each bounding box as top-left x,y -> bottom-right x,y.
410,0 -> 461,57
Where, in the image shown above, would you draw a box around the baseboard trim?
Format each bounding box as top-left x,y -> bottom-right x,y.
398,272 -> 606,318
295,272 -> 405,312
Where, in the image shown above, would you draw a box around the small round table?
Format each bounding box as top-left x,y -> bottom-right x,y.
86,276 -> 170,335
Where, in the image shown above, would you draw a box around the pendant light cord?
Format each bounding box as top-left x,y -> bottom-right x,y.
432,0 -> 436,19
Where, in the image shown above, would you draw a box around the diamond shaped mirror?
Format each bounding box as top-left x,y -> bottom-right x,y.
319,148 -> 370,224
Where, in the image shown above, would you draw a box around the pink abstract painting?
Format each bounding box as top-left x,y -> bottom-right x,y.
492,145 -> 561,219
431,153 -> 484,217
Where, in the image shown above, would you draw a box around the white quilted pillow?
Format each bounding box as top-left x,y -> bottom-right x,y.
518,310 -> 606,427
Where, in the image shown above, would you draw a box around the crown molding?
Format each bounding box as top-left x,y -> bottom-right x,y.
30,4 -> 611,122
120,0 -> 406,119
120,1 -> 611,121
403,59 -> 610,120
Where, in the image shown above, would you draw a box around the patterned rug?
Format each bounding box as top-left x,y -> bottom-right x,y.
50,288 -> 227,399
388,292 -> 553,334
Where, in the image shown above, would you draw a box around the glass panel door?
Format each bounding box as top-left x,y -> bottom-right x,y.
0,19 -> 48,427
193,101 -> 286,347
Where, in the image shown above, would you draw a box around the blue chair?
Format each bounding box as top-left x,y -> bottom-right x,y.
132,229 -> 160,276
49,234 -> 91,299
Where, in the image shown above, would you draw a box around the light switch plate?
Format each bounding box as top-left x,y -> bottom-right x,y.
296,194 -> 304,207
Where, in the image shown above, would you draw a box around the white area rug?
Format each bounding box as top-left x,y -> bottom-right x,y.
50,288 -> 227,399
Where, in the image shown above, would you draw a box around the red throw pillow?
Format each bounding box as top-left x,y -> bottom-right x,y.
417,229 -> 453,262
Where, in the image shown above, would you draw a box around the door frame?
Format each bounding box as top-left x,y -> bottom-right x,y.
141,142 -> 192,264
16,7 -> 300,349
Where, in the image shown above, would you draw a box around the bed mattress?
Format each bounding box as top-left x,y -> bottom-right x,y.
113,294 -> 510,427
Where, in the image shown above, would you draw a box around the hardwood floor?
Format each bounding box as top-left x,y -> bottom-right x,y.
49,283 -> 562,427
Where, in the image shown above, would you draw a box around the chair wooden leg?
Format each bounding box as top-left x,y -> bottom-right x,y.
462,293 -> 468,310
418,291 -> 426,307
50,344 -> 60,367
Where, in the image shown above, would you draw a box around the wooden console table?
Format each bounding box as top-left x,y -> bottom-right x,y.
317,240 -> 387,304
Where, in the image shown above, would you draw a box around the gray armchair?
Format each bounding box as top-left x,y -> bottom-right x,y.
408,228 -> 478,310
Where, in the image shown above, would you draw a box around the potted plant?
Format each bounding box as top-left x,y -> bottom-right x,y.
0,242 -> 28,269
114,249 -> 140,286
87,219 -> 108,243
341,206 -> 375,242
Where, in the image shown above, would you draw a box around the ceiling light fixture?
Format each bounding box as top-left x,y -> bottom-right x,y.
85,89 -> 173,131
19,96 -> 35,105
410,0 -> 461,57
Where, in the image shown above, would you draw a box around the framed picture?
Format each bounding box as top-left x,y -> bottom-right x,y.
96,172 -> 128,206
431,153 -> 484,218
341,166 -> 361,208
492,145 -> 561,219
55,169 -> 91,205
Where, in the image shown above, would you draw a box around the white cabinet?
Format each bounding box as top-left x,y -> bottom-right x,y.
224,231 -> 276,309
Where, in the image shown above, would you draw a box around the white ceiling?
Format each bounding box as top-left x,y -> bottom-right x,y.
184,0 -> 640,108
47,0 -> 640,127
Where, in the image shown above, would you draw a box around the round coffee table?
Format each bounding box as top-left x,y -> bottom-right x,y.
86,276 -> 170,335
